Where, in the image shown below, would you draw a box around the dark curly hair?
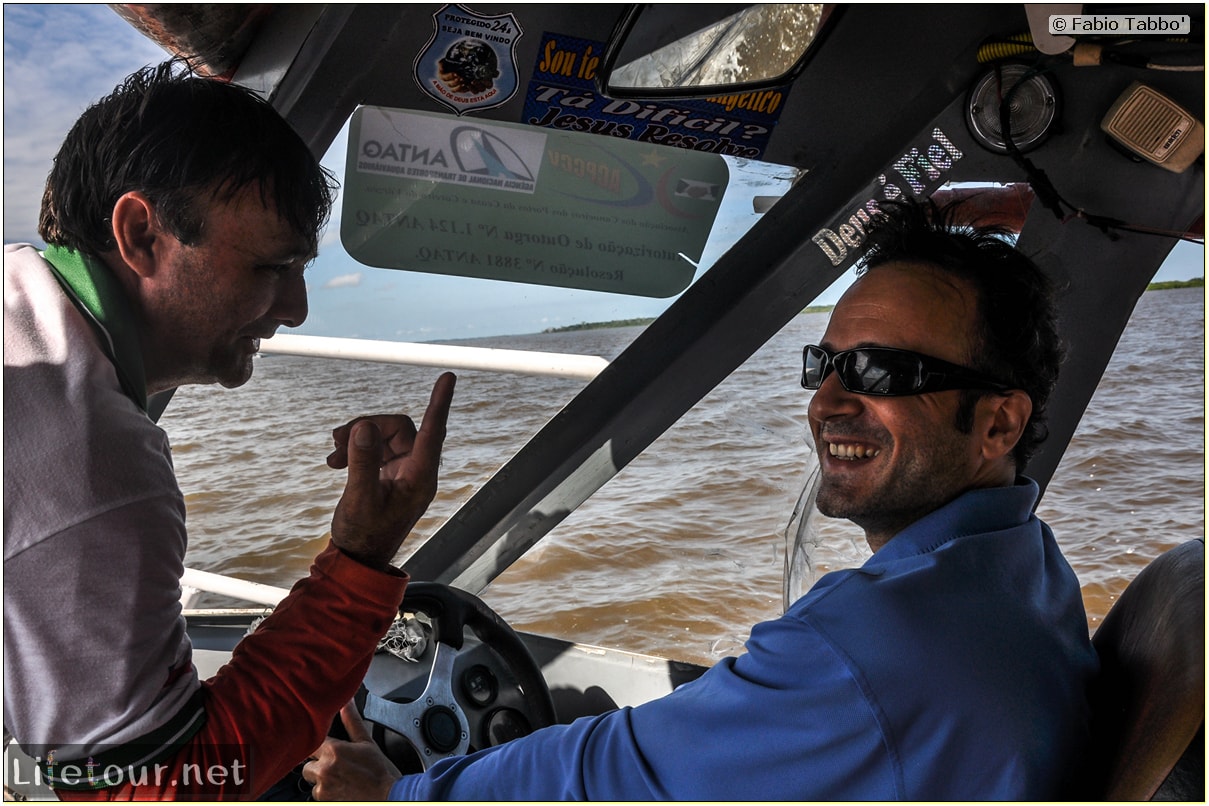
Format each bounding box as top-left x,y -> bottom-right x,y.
38,59 -> 337,257
858,197 -> 1064,472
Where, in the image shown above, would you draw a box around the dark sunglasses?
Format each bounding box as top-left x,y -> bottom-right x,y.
801,344 -> 1012,397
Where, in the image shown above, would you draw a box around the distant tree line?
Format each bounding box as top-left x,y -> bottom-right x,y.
543,278 -> 1203,333
542,318 -> 657,333
1147,277 -> 1203,291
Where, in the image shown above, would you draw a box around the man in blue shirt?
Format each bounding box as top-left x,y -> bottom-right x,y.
303,199 -> 1098,800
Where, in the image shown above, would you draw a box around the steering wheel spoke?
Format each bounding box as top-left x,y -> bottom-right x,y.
363,642 -> 471,768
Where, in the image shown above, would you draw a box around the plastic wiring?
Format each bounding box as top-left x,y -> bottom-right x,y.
994,63 -> 1202,243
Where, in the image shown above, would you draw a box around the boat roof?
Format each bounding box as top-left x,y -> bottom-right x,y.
113,3 -> 1205,593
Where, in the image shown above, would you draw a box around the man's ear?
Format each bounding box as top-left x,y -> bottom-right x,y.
979,389 -> 1033,463
110,191 -> 166,279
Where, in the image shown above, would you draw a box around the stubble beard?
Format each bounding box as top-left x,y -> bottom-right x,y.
815,431 -> 972,546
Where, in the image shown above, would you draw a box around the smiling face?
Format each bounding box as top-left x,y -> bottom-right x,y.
807,261 -> 1018,550
135,184 -> 314,392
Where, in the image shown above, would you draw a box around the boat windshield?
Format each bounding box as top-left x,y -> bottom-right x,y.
154,101 -> 1204,669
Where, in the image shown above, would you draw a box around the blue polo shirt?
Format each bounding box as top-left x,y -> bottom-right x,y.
390,479 -> 1098,800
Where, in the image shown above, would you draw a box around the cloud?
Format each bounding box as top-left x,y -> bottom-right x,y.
322,272 -> 363,289
3,5 -> 169,244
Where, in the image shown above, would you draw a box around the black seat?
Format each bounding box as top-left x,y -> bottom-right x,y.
1079,539 -> 1205,800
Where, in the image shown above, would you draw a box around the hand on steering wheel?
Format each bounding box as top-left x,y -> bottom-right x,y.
302,583 -> 556,799
302,703 -> 401,801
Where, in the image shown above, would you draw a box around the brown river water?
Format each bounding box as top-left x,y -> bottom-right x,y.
164,287 -> 1205,666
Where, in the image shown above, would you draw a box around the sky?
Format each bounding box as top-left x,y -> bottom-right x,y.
4,4 -> 1204,344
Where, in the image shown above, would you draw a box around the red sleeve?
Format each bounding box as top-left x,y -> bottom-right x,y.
57,542 -> 407,801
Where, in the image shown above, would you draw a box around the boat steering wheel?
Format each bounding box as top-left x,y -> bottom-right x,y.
357,582 -> 557,770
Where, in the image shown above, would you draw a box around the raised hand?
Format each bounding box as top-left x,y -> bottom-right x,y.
326,372 -> 456,570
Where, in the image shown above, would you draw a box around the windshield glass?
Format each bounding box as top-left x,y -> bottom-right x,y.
159,115 -> 1205,668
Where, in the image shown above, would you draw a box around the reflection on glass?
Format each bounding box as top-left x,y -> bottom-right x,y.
611,4 -> 824,91
784,462 -> 871,611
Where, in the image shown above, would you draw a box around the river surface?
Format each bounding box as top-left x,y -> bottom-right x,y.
163,287 -> 1205,666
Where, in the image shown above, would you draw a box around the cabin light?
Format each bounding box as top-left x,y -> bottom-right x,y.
965,63 -> 1060,154
1100,82 -> 1205,173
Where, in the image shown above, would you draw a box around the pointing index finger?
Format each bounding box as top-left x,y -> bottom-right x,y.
413,372 -> 456,460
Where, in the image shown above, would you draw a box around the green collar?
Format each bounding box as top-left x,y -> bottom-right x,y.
41,245 -> 174,421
